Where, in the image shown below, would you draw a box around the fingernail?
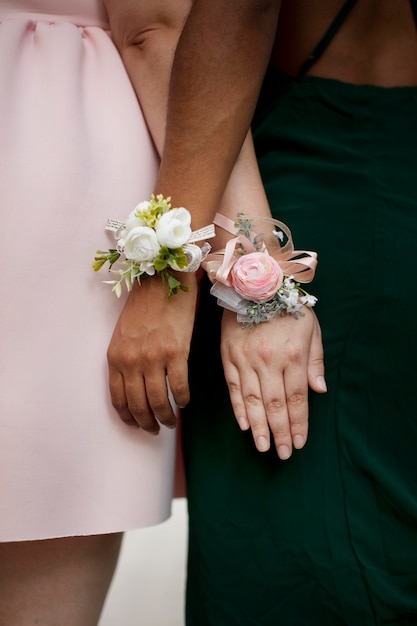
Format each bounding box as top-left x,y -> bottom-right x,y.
238,417 -> 249,430
278,445 -> 291,460
316,376 -> 327,392
293,435 -> 304,449
257,436 -> 269,452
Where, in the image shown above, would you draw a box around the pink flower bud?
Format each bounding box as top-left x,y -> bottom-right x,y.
231,252 -> 283,303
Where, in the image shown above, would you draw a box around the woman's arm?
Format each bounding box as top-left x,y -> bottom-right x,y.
216,136 -> 325,459
156,0 -> 281,226
104,0 -> 196,433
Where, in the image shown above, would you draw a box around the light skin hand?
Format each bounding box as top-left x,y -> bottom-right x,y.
221,306 -> 326,459
107,272 -> 197,432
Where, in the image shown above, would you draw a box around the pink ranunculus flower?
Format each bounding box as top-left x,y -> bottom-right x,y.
230,252 -> 283,303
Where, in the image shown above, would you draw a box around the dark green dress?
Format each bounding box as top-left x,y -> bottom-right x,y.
183,4 -> 417,624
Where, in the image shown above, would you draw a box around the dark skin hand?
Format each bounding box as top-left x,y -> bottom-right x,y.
107,272 -> 198,433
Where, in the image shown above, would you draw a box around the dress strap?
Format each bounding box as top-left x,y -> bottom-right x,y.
298,0 -> 359,76
411,0 -> 417,26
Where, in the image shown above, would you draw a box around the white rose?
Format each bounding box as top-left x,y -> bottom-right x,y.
156,208 -> 191,249
123,226 -> 160,262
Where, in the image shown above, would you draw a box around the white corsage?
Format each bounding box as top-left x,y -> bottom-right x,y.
202,213 -> 318,328
93,194 -> 215,299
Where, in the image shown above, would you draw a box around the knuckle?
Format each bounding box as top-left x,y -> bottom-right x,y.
310,355 -> 324,367
121,416 -> 138,428
227,380 -> 241,394
127,402 -> 147,418
158,416 -> 177,429
163,338 -> 184,359
142,347 -> 160,367
285,341 -> 303,364
244,393 -> 262,407
123,352 -> 142,368
111,397 -> 127,412
287,391 -> 305,407
128,407 -> 158,434
257,344 -> 273,365
106,345 -> 118,366
171,378 -> 188,398
150,398 -> 168,415
107,346 -> 138,369
265,397 -> 285,413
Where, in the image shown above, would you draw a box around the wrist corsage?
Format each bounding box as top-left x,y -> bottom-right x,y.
92,194 -> 215,299
202,213 -> 318,329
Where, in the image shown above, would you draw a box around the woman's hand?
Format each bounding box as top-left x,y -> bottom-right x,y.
107,273 -> 198,432
221,307 -> 326,459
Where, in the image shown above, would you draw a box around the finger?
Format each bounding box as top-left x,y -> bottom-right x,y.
258,378 -> 293,459
282,361 -> 309,451
167,356 -> 190,411
124,375 -> 161,433
238,369 -> 271,453
108,366 -> 140,428
307,318 -> 327,393
222,359 -> 250,431
276,342 -> 308,450
143,372 -> 176,430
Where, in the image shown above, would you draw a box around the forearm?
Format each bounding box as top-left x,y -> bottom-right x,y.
214,132 -> 272,249
104,0 -> 191,155
156,0 -> 281,227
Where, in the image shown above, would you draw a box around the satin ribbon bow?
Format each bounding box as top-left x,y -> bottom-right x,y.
203,213 -> 318,287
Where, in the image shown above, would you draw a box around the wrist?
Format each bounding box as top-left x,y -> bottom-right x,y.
201,212 -> 318,329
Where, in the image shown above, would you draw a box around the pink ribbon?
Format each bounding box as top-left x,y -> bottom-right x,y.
203,213 -> 318,286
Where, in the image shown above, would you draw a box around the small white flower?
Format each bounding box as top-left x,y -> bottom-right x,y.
156,207 -> 191,248
300,294 -> 318,307
287,302 -> 303,314
139,261 -> 156,276
273,229 -> 284,242
283,276 -> 295,289
280,288 -> 299,307
123,208 -> 147,234
124,226 -> 160,262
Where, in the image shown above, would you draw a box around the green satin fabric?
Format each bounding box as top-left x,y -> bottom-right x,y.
183,69 -> 417,625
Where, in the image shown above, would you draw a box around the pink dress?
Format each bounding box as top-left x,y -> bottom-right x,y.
0,0 -> 176,541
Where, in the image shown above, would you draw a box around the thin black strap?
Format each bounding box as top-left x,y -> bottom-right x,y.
411,0 -> 417,26
299,0 -> 359,76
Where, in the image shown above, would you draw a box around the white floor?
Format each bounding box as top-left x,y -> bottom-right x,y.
99,498 -> 188,626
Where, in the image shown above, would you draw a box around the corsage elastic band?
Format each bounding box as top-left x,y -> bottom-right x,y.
202,213 -> 318,328
92,194 -> 215,299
